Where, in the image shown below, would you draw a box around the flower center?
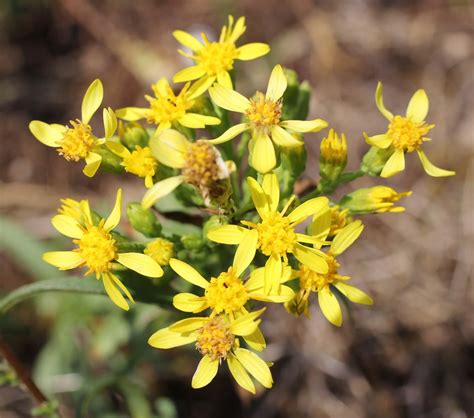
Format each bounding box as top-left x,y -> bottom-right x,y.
329,206 -> 352,237
122,146 -> 158,178
195,42 -> 238,76
255,212 -> 297,257
144,238 -> 174,266
59,120 -> 96,161
205,267 -> 248,314
75,224 -> 116,275
246,92 -> 282,131
146,83 -> 193,125
387,115 -> 433,152
182,141 -> 222,187
299,254 -> 339,291
195,317 -> 235,361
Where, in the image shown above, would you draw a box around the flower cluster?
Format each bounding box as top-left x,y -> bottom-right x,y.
30,16 -> 454,394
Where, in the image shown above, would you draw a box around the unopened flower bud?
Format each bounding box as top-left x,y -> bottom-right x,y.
181,234 -> 205,250
319,129 -> 347,182
144,238 -> 174,266
119,121 -> 149,149
340,186 -> 412,214
126,202 -> 162,237
361,145 -> 394,177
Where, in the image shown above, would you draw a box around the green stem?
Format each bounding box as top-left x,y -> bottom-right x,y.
301,170 -> 365,201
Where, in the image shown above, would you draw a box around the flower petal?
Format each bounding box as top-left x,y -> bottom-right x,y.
187,76 -> 216,100
83,152 -> 102,178
172,30 -> 203,51
173,66 -> 206,83
417,150 -> 455,177
318,287 -> 342,326
103,107 -> 117,140
29,121 -> 63,147
250,133 -> 276,174
42,251 -> 83,270
173,293 -> 208,313
380,149 -> 405,178
406,89 -> 429,122
209,84 -> 250,113
230,308 -> 265,336
279,119 -> 328,133
207,123 -> 249,145
106,141 -> 130,159
168,317 -> 208,333
207,225 -> 247,244
141,176 -> 185,209
148,327 -> 196,349
103,273 -> 130,311
81,79 -> 103,124
192,355 -> 219,389
233,229 -> 258,276
242,326 -> 266,352
51,214 -> 84,238
271,125 -> 302,147
216,71 -> 233,89
262,173 -> 279,212
375,81 -> 394,121
237,43 -> 270,60
335,282 -> 373,305
178,113 -> 206,129
293,244 -> 328,274
264,254 -> 282,294
149,129 -> 188,168
103,188 -> 122,231
116,252 -> 164,277
234,348 -> 273,388
246,176 -> 270,218
331,220 -> 364,256
115,107 -> 148,121
288,197 -> 329,225
227,354 -> 256,394
265,64 -> 287,102
364,133 -> 392,149
169,258 -> 209,288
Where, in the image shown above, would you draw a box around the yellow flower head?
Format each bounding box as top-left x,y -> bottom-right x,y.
341,186 -> 412,214
29,80 -> 117,177
148,309 -> 273,393
115,78 -> 220,135
289,221 -> 373,326
173,16 -> 270,89
42,189 -> 164,311
144,238 -> 174,266
207,65 -> 328,173
142,129 -> 233,208
208,173 -> 329,294
320,129 -> 347,166
365,82 -> 455,178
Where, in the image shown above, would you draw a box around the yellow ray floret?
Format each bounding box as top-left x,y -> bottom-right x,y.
29,80 -> 117,177
148,310 -> 273,394
364,82 -> 455,178
207,65 -> 327,173
173,16 -> 270,89
42,189 -> 164,311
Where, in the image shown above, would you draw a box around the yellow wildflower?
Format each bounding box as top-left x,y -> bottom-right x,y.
115,78 -> 220,135
29,80 -> 117,177
309,204 -> 353,239
144,238 -> 174,266
207,173 -> 329,293
173,16 -> 270,89
42,189 -> 163,311
207,65 -> 328,173
148,309 -> 273,394
320,129 -> 347,181
141,129 -> 233,208
365,82 -> 455,178
340,186 -> 412,214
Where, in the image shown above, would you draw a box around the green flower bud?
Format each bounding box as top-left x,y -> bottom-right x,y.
361,146 -> 394,176
339,186 -> 412,214
126,202 -> 162,237
93,146 -> 123,173
319,129 -> 348,182
118,121 -> 149,149
181,233 -> 205,250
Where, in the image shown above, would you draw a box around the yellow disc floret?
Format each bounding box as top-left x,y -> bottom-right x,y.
205,267 -> 248,314
255,212 -> 297,258
75,223 -> 117,276
144,238 -> 174,266
246,92 -> 282,131
182,141 -> 221,188
146,82 -> 193,125
59,120 -> 96,161
299,254 -> 340,292
122,146 -> 158,179
195,316 -> 235,362
196,41 -> 238,76
387,115 -> 434,152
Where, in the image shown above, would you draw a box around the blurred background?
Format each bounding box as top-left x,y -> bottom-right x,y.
0,0 -> 473,417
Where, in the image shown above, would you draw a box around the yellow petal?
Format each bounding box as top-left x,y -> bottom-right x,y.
335,282 -> 373,305
186,76 -> 216,100
331,220 -> 364,256
141,176 -> 185,209
380,149 -> 405,178
173,66 -> 206,83
145,175 -> 153,188
178,113 -> 207,129
184,113 -> 221,126
103,107 -> 117,140
148,327 -> 196,349
318,287 -> 342,326
29,120 -> 63,147
115,107 -> 148,121
116,252 -> 164,277
216,71 -> 233,89
265,64 -> 287,102
293,244 -> 328,274
169,258 -> 209,288
406,89 -> 429,123
173,293 -> 208,313
169,317 -> 208,333
279,119 -> 328,133
207,225 -> 247,244
309,206 -> 331,242
233,229 -> 258,276
270,125 -> 302,147
375,81 -> 394,121
209,84 -> 250,113
109,272 -> 134,303
228,16 -> 246,43
246,176 -> 270,218
227,354 -> 256,394
230,308 -> 265,336
81,79 -> 103,124
192,355 -> 219,389
106,141 -> 130,159
172,30 -> 203,51
287,197 -> 329,225
242,326 -> 266,352
102,273 -> 130,311
249,285 -> 295,303
417,150 -> 455,177
364,133 -> 392,149
42,251 -> 83,270
149,129 -> 188,168
250,134 -> 277,174
237,43 -> 270,60
51,214 -> 84,238
207,123 -> 249,145
234,348 -> 273,388
83,152 -> 102,178
262,173 -> 279,212
103,188 -> 122,231
264,254 -> 281,294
